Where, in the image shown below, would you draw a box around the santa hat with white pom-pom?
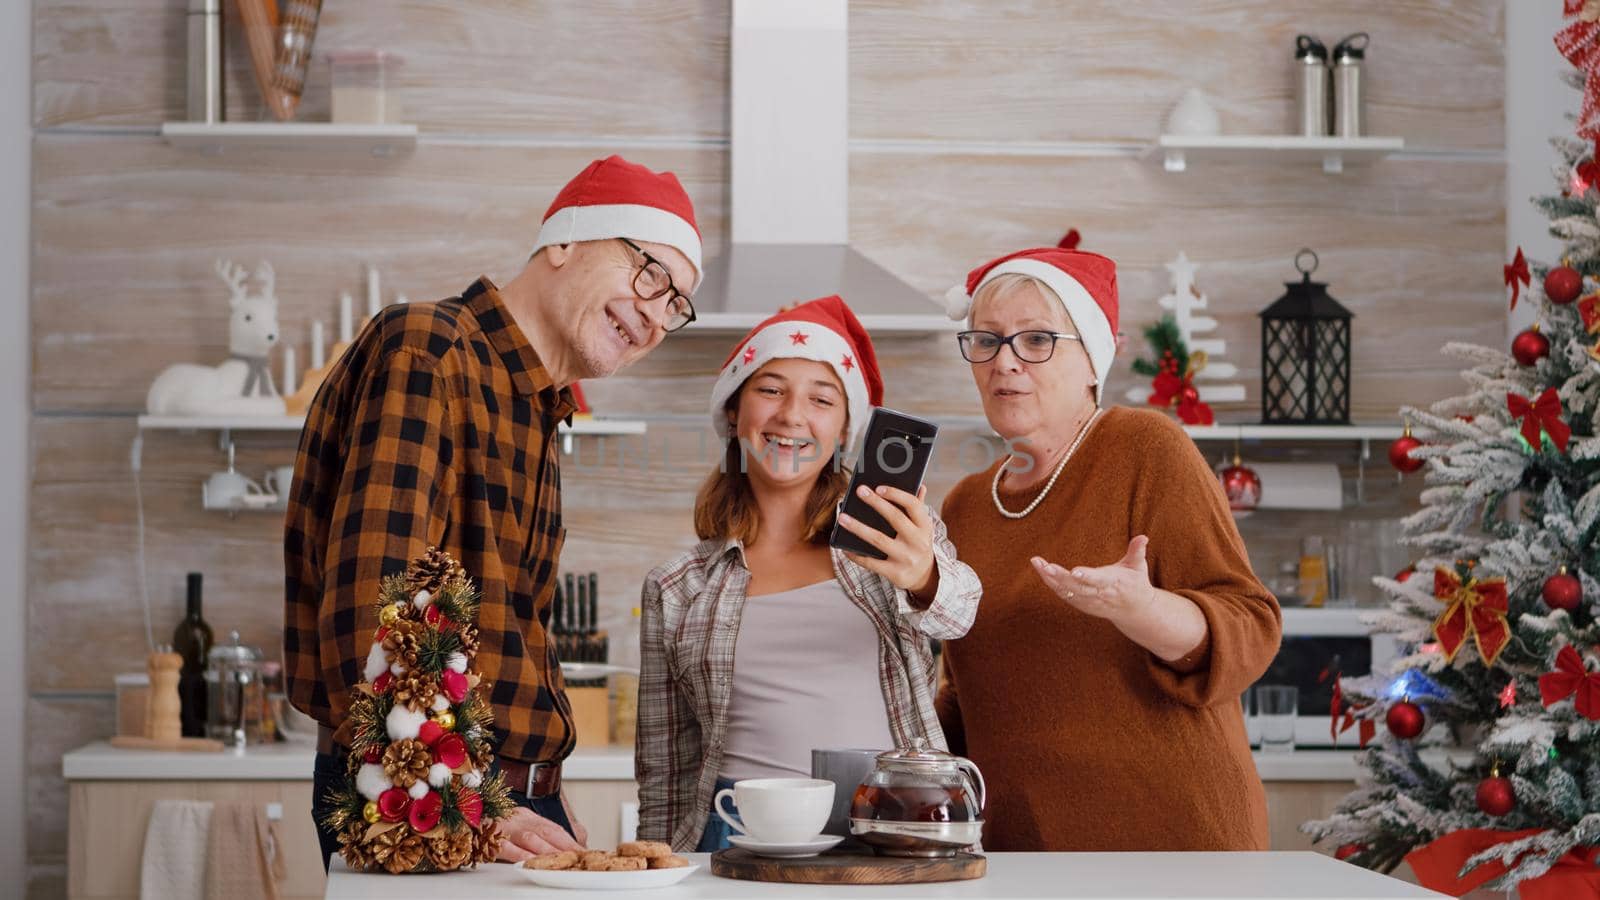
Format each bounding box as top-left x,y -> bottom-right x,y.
945,230 -> 1119,405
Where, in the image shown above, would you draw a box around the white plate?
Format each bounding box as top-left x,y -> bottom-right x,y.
727,833 -> 844,858
514,863 -> 698,891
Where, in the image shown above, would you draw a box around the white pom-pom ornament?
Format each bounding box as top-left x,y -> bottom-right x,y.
428,763 -> 452,788
386,704 -> 426,741
462,770 -> 483,789
446,652 -> 468,674
407,780 -> 430,800
431,694 -> 450,712
363,643 -> 389,682
413,589 -> 432,609
356,763 -> 391,801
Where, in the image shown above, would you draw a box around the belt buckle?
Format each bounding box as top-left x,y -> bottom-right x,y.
525,761 -> 546,796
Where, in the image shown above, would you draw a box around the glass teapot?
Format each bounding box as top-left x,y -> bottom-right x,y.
848,740 -> 986,856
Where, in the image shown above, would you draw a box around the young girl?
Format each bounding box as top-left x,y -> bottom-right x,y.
634,295 -> 982,852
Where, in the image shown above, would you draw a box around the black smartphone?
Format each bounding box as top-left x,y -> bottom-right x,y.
829,407 -> 939,560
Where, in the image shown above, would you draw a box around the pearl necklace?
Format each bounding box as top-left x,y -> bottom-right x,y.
991,409 -> 1103,520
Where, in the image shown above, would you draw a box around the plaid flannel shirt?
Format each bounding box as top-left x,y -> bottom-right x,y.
635,514 -> 982,851
284,277 -> 577,764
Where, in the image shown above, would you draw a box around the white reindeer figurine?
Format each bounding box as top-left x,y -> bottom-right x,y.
145,260 -> 286,417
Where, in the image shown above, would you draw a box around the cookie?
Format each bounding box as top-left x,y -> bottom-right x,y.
580,850 -> 618,870
617,840 -> 673,859
648,855 -> 691,869
600,856 -> 648,871
521,850 -> 579,870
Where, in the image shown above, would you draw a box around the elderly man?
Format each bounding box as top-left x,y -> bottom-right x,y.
284,155 -> 701,867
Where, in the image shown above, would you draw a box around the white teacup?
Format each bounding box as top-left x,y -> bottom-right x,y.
714,778 -> 834,845
202,469 -> 271,510
264,465 -> 295,509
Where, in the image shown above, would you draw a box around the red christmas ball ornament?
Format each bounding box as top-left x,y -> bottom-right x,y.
1544,264 -> 1583,304
1386,699 -> 1425,740
1476,771 -> 1516,817
1542,566 -> 1583,613
1335,843 -> 1366,861
1511,326 -> 1551,366
1388,426 -> 1424,474
1219,454 -> 1262,518
1179,384 -> 1200,405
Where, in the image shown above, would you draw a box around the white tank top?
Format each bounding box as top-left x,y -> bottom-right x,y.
719,579 -> 897,781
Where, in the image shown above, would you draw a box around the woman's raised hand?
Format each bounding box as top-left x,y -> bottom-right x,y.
1031,535 -> 1156,622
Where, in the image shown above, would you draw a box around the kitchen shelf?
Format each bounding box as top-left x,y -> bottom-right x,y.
136,413 -> 647,454
160,122 -> 419,157
1150,135 -> 1405,174
1279,607 -> 1379,637
1182,423 -> 1402,442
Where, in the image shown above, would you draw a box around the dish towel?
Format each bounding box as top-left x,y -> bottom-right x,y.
140,799 -> 213,900
204,800 -> 285,900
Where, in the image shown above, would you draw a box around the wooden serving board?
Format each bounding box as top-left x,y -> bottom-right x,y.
710,848 -> 986,884
110,735 -> 225,752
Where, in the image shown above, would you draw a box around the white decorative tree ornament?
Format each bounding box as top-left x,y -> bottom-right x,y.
145,259 -> 286,416
1124,252 -> 1247,405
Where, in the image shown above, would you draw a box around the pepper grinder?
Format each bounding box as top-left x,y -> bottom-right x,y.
146,648 -> 184,743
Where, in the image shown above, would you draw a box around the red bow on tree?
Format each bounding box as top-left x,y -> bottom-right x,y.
1504,247 -> 1530,310
1580,293 -> 1600,333
1539,645 -> 1600,720
1558,0 -> 1600,141
1506,388 -> 1572,454
1432,567 -> 1511,666
1328,677 -> 1376,747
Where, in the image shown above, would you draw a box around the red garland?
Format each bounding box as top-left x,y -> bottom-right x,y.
1432,567 -> 1511,666
1539,645 -> 1600,719
1408,829 -> 1600,900
1507,388 -> 1572,454
1505,247 -> 1530,310
1558,0 -> 1600,141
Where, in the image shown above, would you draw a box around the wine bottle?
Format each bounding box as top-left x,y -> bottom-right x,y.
171,572 -> 214,738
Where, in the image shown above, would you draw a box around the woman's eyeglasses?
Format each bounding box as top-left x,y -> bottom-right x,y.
956,329 -> 1081,364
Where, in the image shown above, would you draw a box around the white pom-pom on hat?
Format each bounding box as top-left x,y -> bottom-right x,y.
386,703 -> 426,742
356,763 -> 391,801
945,284 -> 972,321
428,763 -> 452,788
363,643 -> 389,682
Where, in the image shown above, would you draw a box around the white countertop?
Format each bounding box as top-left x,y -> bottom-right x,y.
325,852 -> 1445,899
62,741 -> 1369,782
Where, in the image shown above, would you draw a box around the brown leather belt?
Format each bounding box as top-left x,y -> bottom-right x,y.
317,726 -> 562,798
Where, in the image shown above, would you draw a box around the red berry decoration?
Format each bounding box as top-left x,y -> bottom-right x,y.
1476,770 -> 1515,817
1219,453 -> 1262,517
1544,264 -> 1583,304
1386,699 -> 1425,739
1395,566 -> 1415,583
1335,843 -> 1365,861
1511,326 -> 1551,366
1388,427 -> 1424,474
1542,566 -> 1583,613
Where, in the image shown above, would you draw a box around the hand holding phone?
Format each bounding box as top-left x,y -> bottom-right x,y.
829,408 -> 938,575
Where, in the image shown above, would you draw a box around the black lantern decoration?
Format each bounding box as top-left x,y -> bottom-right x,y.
1259,249 -> 1352,424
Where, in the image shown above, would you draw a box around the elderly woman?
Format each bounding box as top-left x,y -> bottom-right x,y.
935,247 -> 1281,851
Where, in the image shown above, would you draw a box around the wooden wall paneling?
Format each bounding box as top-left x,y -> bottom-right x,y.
850,0 -> 1504,149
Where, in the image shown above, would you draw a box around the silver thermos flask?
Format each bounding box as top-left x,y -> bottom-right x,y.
186,0 -> 223,123
1294,35 -> 1331,136
1333,33 -> 1369,138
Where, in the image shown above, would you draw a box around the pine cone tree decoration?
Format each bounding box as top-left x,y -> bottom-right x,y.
408,546 -> 465,595
391,667 -> 439,712
382,832 -> 427,874
473,822 -> 503,865
382,739 -> 433,789
467,734 -> 496,770
455,623 -> 480,657
337,822 -> 378,872
426,829 -> 475,870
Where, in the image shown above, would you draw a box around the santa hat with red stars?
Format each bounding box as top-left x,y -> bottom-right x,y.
709,295 -> 884,451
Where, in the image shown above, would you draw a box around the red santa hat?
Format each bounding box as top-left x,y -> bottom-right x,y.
945,247 -> 1119,404
710,296 -> 883,451
531,155 -> 703,289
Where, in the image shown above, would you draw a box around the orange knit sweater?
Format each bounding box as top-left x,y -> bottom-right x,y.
937,407 -> 1281,851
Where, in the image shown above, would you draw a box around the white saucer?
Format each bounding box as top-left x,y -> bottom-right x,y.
727,833 -> 844,858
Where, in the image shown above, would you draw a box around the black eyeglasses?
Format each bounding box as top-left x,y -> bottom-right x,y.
956,329 -> 1081,364
619,238 -> 696,332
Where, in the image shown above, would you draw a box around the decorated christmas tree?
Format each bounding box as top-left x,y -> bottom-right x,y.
1303,9 -> 1600,895
319,548 -> 516,873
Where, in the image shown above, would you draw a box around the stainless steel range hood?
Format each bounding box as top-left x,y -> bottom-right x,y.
689,0 -> 954,334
